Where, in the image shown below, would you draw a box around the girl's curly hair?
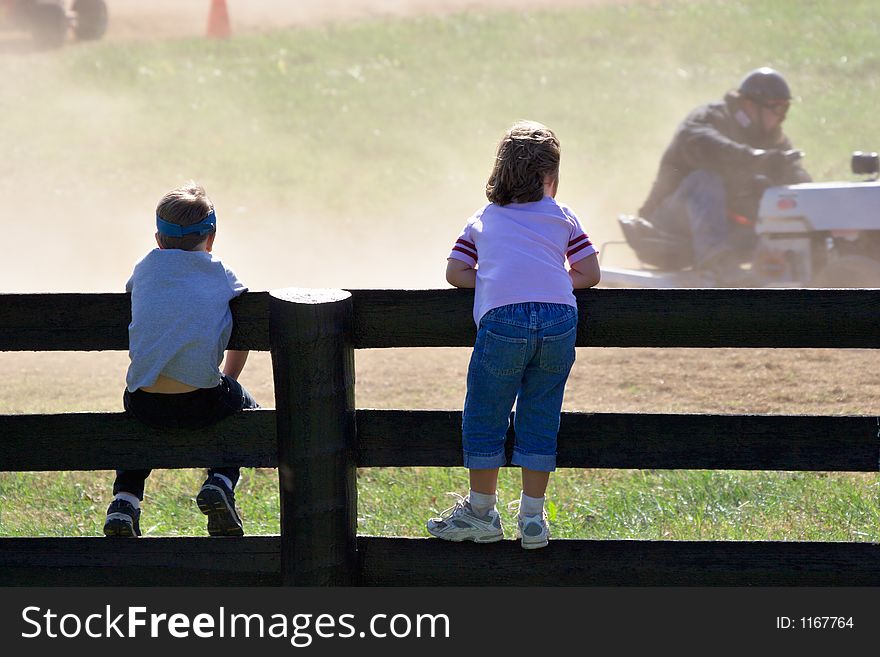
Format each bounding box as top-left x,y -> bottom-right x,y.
486,120 -> 560,206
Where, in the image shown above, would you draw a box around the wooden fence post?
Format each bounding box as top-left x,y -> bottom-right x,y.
269,288 -> 356,585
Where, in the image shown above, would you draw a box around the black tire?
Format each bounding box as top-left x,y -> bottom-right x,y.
72,0 -> 107,41
810,255 -> 880,288
28,2 -> 68,49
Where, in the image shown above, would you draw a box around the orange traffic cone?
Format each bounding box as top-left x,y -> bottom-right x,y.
206,0 -> 231,39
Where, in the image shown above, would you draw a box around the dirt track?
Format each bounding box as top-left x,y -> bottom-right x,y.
4,0 -> 880,420
105,0 -> 616,40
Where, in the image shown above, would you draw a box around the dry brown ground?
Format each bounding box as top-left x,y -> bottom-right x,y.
2,0 -> 877,418
3,347 -> 880,416
102,0 -> 630,41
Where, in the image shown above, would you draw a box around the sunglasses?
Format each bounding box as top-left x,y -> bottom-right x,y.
761,100 -> 790,118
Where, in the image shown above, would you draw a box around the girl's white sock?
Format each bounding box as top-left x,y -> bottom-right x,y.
519,491 -> 545,517
467,490 -> 497,517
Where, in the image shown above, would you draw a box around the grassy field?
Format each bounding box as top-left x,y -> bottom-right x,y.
0,0 -> 878,541
2,0 -> 880,290
1,347 -> 878,540
2,466 -> 876,542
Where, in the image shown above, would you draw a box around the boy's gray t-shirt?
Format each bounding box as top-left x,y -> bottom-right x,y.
126,248 -> 247,392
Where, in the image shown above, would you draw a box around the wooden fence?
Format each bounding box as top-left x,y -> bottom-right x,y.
1,288 -> 879,585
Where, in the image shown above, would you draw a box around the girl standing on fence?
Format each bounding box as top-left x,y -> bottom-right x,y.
426,120 -> 601,549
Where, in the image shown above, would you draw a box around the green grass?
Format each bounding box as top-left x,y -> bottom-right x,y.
3,0 -> 879,230
1,0 -> 879,540
2,467 -> 877,541
361,467 -> 879,542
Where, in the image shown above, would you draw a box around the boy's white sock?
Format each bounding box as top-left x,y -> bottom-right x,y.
467,490 -> 497,518
214,474 -> 234,490
114,492 -> 141,509
519,491 -> 544,517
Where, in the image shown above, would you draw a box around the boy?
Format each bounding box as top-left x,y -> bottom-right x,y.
103,181 -> 257,538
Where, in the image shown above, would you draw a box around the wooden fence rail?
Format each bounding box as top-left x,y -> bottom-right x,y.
1,288 -> 879,586
3,410 -> 878,472
4,288 -> 880,351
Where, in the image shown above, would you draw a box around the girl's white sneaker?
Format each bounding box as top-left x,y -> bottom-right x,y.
426,493 -> 504,543
517,511 -> 549,549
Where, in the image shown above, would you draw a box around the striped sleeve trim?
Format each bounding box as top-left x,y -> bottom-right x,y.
567,234 -> 592,258
451,239 -> 478,262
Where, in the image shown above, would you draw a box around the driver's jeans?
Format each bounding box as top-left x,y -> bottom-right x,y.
648,169 -> 755,268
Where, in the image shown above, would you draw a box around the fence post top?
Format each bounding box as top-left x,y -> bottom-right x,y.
269,288 -> 351,304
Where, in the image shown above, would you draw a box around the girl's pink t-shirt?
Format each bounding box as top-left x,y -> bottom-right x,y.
448,196 -> 598,325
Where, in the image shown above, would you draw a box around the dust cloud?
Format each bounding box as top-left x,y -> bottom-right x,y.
1,0 -> 663,294
3,1 -> 880,427
102,0 -> 624,42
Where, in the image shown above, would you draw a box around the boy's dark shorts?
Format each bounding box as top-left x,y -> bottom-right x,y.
123,375 -> 259,430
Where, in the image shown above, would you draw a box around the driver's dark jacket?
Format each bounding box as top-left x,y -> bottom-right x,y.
639,91 -> 812,221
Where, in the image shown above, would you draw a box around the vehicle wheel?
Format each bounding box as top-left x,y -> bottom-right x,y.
29,2 -> 68,49
810,255 -> 880,288
72,0 -> 107,41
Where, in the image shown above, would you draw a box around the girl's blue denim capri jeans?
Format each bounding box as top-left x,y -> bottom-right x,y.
462,302 -> 577,472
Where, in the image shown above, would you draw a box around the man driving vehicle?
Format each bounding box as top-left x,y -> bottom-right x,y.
636,67 -> 812,285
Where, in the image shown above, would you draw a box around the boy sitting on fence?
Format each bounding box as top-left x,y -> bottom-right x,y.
427,120 -> 601,549
103,181 -> 258,538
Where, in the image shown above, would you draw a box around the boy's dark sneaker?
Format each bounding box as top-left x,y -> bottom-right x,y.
196,475 -> 244,537
103,499 -> 141,537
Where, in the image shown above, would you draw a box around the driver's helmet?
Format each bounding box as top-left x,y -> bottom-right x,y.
737,67 -> 792,104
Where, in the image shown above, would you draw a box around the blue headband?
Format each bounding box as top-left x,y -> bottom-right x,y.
156,209 -> 217,237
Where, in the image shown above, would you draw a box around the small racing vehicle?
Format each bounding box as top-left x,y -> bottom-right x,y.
0,0 -> 108,48
601,151 -> 880,288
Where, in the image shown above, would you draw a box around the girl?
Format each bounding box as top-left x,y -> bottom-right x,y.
426,120 -> 601,549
